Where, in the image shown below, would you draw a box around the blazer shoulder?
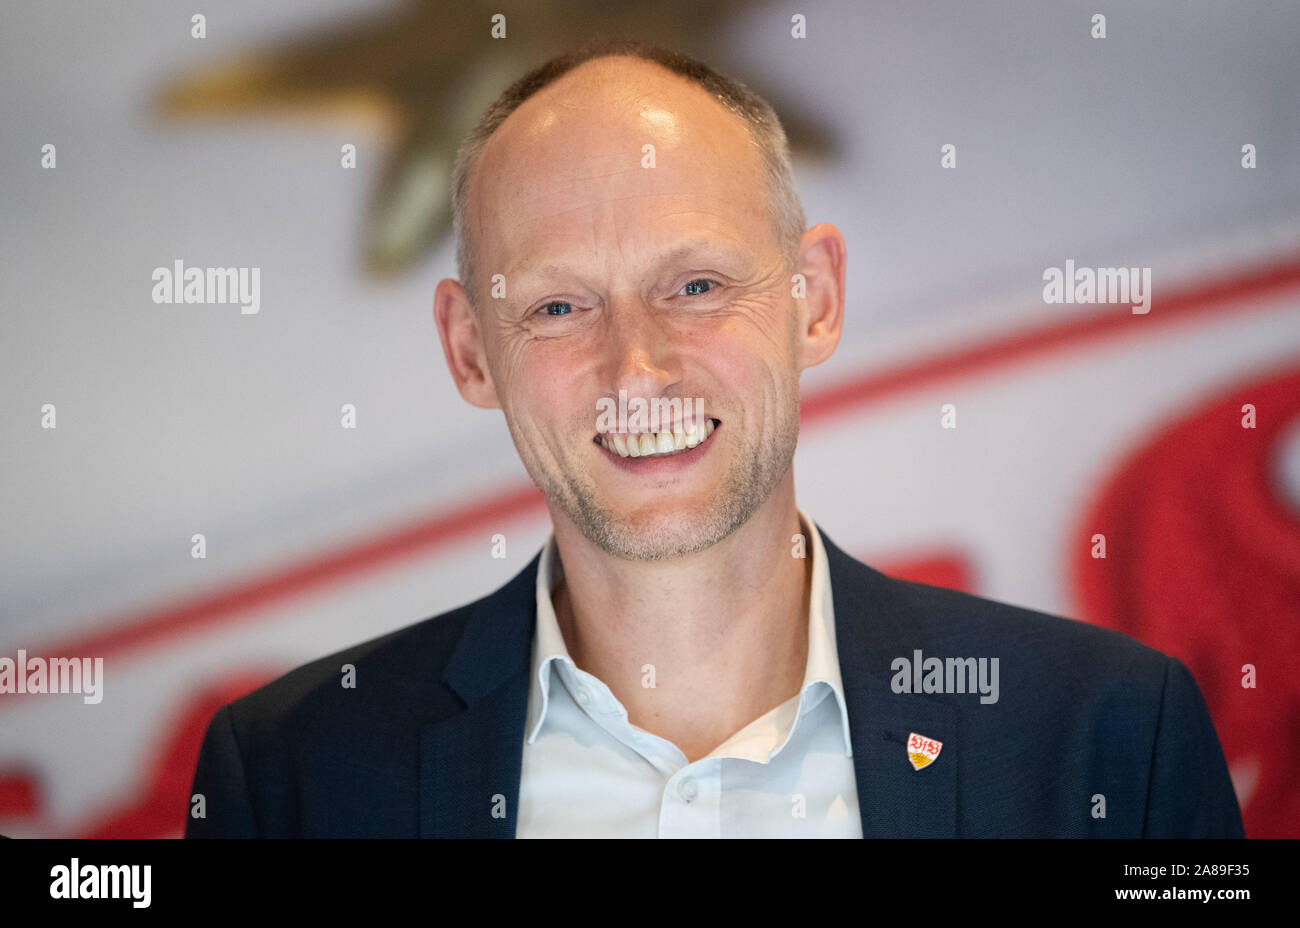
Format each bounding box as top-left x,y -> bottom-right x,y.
221,596 -> 480,736
207,545 -> 541,751
879,570 -> 1173,683
819,524 -> 1173,685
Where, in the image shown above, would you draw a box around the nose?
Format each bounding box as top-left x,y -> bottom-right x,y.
604,300 -> 681,406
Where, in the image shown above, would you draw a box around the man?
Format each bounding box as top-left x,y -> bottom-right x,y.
186,41 -> 1243,838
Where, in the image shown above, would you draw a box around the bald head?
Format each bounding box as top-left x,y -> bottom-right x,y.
450,43 -> 805,310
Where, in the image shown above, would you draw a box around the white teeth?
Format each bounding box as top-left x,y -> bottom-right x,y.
602,420 -> 717,458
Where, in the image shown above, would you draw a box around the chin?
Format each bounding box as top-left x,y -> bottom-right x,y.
583,502 -> 735,562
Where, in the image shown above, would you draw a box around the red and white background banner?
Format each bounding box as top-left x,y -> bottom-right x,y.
1,0 -> 1297,838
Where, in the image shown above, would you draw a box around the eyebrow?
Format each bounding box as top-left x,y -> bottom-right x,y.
508,240 -> 754,283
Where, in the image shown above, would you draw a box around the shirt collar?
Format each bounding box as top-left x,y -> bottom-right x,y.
525,507 -> 853,756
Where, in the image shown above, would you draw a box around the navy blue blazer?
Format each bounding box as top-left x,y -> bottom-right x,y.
186,526 -> 1244,838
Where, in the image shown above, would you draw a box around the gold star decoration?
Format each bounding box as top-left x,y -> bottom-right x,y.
155,0 -> 836,278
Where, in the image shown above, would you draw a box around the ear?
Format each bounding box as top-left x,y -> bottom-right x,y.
794,223 -> 846,372
433,277 -> 501,410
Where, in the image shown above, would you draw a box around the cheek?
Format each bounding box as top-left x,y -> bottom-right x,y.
500,344 -> 591,440
706,314 -> 798,393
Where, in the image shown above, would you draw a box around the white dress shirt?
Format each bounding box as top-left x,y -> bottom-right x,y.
516,509 -> 861,837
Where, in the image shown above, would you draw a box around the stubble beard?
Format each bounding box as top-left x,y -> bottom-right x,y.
523,401 -> 801,562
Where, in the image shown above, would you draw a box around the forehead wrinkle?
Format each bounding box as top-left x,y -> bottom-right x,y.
508,238 -> 756,290
498,190 -> 723,280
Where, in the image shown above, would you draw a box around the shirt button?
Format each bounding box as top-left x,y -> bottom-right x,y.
677,777 -> 698,802
575,686 -> 591,706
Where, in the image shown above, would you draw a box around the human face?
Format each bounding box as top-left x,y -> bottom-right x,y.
463,60 -> 804,561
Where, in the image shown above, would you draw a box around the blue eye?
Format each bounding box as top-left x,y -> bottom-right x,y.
681,279 -> 716,296
540,301 -> 574,316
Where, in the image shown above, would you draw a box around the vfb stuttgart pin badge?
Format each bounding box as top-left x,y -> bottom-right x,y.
907,732 -> 943,771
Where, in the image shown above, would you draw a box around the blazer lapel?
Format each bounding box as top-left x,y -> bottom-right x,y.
820,526 -> 960,838
419,551 -> 539,837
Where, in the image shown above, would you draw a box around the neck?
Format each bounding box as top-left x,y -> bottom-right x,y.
549,479 -> 812,762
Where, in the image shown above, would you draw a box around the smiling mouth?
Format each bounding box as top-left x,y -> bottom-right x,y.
593,418 -> 720,458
